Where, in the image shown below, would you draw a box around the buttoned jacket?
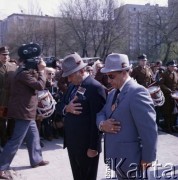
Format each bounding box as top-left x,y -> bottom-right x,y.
96,78 -> 158,174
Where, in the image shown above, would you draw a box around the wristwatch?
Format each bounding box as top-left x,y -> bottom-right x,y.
99,121 -> 104,132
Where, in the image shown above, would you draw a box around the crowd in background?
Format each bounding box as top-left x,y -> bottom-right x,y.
0,45 -> 178,179
1,50 -> 178,148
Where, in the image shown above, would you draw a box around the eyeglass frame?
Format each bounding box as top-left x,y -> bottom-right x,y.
48,72 -> 55,75
107,71 -> 123,80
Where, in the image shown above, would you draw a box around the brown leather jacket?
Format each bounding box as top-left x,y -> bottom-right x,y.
7,67 -> 46,120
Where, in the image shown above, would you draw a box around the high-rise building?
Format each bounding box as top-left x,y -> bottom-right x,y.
115,3 -> 168,60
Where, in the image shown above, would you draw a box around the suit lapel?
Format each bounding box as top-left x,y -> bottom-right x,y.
119,79 -> 134,104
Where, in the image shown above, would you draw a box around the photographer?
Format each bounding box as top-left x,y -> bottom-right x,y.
0,43 -> 49,179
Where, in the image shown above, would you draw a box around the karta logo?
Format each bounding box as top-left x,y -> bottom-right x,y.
105,158 -> 177,179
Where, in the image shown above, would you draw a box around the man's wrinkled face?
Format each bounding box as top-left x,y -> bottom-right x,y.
107,71 -> 124,89
0,54 -> 9,64
67,71 -> 83,85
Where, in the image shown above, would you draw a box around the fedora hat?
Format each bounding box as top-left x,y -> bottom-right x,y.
101,53 -> 132,73
62,52 -> 88,77
0,46 -> 9,55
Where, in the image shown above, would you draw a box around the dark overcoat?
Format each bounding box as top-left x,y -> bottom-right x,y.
61,76 -> 106,154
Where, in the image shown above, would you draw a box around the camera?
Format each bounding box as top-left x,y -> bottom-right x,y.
23,57 -> 41,70
18,42 -> 41,70
44,57 -> 57,68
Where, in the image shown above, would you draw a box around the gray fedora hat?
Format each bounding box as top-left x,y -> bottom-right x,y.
62,52 -> 88,77
101,53 -> 132,73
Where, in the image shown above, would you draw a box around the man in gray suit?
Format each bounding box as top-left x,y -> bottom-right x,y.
96,53 -> 158,179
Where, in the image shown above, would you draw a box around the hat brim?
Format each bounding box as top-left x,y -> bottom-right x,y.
62,63 -> 88,77
139,58 -> 147,61
101,65 -> 132,73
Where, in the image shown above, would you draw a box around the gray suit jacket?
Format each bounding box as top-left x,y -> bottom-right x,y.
97,78 -> 157,176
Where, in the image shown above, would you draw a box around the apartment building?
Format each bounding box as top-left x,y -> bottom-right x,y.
1,1 -> 177,60
115,3 -> 168,60
0,13 -> 60,57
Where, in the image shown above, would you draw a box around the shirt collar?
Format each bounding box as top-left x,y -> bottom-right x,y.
120,76 -> 131,92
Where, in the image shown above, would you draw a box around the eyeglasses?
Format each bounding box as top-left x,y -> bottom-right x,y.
107,72 -> 122,80
107,74 -> 116,80
48,73 -> 55,75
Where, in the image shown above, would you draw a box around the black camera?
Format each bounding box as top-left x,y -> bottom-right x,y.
18,42 -> 41,70
44,57 -> 57,68
23,57 -> 41,70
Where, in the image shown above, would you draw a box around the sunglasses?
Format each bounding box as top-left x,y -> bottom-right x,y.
107,74 -> 116,80
107,72 -> 122,80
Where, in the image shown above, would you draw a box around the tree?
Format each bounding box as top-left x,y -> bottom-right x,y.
4,0 -> 58,58
58,0 -> 126,59
142,1 -> 178,63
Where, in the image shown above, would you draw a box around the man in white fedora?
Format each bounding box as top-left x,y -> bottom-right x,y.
60,52 -> 106,180
96,53 -> 158,179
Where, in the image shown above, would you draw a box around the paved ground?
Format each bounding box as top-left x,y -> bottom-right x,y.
1,131 -> 178,180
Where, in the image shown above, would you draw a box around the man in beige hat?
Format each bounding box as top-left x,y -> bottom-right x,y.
60,52 -> 106,180
0,46 -> 17,151
96,53 -> 158,179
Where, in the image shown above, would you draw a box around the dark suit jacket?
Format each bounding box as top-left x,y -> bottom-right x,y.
61,76 -> 106,155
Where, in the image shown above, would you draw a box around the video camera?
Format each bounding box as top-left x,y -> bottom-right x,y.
43,57 -> 57,68
18,42 -> 41,70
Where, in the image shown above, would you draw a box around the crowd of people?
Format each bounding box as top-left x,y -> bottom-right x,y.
0,43 -> 177,179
